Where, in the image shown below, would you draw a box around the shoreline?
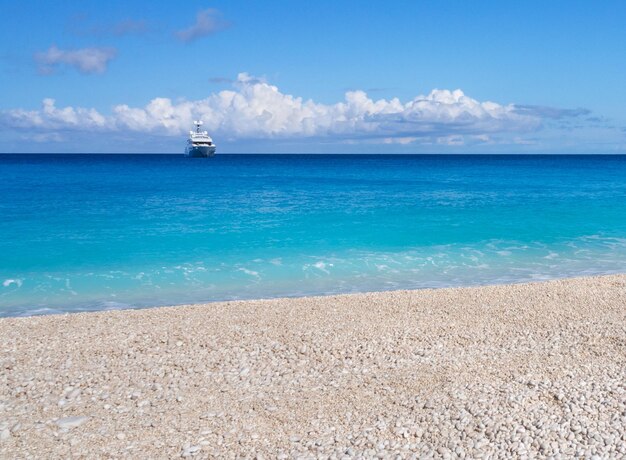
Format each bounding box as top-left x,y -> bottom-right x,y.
5,270 -> 626,319
1,274 -> 625,457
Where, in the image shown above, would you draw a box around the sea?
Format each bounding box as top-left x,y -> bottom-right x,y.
1,154 -> 626,317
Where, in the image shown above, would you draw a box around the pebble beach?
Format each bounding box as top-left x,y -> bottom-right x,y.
1,275 -> 625,458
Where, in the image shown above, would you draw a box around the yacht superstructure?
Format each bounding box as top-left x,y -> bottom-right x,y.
185,121 -> 216,157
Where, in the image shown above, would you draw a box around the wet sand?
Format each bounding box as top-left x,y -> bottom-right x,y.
1,275 -> 625,458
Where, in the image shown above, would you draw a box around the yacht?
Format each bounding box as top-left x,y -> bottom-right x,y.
185,120 -> 216,157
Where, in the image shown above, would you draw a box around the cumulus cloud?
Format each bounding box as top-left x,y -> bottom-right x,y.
34,45 -> 117,74
176,9 -> 229,42
4,98 -> 108,131
0,73 -> 585,146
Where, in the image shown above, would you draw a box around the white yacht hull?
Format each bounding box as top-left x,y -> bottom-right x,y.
185,145 -> 216,158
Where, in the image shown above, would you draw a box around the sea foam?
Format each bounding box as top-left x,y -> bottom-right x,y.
3,279 -> 23,288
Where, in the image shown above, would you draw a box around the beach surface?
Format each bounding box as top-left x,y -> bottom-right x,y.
1,275 -> 625,458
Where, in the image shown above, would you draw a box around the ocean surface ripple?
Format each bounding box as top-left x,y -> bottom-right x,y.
1,154 -> 626,316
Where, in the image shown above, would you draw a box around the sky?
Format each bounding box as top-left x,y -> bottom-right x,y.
0,0 -> 625,153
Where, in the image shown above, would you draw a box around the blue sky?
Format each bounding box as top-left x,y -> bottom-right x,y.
1,0 -> 625,153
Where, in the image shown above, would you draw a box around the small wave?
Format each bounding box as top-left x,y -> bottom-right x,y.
99,301 -> 133,311
2,278 -> 23,288
313,261 -> 333,273
238,268 -> 260,278
18,307 -> 63,317
303,261 -> 333,274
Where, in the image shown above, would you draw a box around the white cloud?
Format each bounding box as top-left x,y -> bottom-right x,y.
176,9 -> 229,42
1,73 -> 579,146
383,137 -> 419,145
436,135 -> 465,146
5,98 -> 107,129
34,45 -> 117,74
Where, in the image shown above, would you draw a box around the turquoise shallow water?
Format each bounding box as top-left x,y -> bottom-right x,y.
1,154 -> 626,317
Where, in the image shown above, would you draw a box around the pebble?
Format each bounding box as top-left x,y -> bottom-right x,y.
54,416 -> 90,430
181,445 -> 200,457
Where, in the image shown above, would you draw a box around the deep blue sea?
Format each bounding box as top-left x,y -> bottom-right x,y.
1,154 -> 626,317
